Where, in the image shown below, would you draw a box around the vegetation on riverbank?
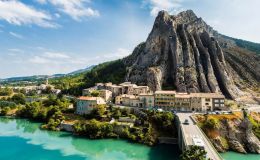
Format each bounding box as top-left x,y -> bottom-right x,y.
0,92 -> 176,146
72,106 -> 176,146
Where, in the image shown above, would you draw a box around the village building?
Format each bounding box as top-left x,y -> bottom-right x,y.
175,93 -> 191,111
190,93 -> 225,111
76,96 -> 106,115
154,91 -> 176,110
98,89 -> 112,102
139,94 -> 154,109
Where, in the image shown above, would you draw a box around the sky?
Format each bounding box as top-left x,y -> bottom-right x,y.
0,0 -> 260,78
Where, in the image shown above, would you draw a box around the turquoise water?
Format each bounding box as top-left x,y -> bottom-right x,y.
220,151 -> 260,160
0,117 -> 180,160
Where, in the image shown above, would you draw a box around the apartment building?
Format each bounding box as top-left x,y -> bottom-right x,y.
154,91 -> 176,111
115,94 -> 143,107
92,82 -> 150,97
154,91 -> 225,112
139,94 -> 154,109
76,96 -> 106,115
175,93 -> 191,111
190,93 -> 225,111
99,89 -> 112,102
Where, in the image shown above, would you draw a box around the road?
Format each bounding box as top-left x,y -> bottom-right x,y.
177,113 -> 222,160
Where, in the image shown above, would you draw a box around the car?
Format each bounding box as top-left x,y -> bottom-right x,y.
183,119 -> 189,125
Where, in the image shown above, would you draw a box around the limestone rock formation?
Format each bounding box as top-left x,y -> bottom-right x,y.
210,118 -> 260,154
123,10 -> 260,100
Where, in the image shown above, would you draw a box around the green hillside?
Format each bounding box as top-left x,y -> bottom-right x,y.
224,35 -> 260,54
50,59 -> 127,96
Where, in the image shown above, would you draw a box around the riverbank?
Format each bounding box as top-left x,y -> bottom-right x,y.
0,117 -> 180,160
3,99 -> 177,147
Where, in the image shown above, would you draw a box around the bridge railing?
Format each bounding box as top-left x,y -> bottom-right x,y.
190,115 -> 223,160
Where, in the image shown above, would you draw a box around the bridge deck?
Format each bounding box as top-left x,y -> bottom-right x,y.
177,113 -> 222,160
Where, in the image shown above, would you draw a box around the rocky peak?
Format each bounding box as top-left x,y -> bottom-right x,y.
124,10 -> 260,100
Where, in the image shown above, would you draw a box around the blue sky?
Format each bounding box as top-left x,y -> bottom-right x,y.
0,0 -> 259,78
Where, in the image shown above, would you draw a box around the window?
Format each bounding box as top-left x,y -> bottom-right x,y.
205,98 -> 210,102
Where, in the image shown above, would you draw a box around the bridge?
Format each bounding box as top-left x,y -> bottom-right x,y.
176,113 -> 222,160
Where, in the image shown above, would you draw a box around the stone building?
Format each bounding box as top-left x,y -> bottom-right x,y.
154,91 -> 176,110
76,96 -> 106,115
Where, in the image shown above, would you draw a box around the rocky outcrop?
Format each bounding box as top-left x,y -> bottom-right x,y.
123,10 -> 260,100
207,117 -> 260,154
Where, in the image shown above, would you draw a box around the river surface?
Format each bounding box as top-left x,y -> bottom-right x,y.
220,151 -> 260,160
0,117 -> 259,160
0,117 -> 180,160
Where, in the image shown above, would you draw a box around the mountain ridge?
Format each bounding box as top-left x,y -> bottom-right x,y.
120,10 -> 259,100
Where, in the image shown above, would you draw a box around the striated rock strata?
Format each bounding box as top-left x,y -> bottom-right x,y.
209,117 -> 260,154
123,10 -> 260,99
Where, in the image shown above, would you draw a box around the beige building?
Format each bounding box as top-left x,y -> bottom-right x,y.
99,89 -> 112,102
93,82 -> 150,97
115,94 -> 145,108
133,86 -> 150,95
190,93 -> 225,111
175,93 -> 191,111
82,87 -> 97,96
76,96 -> 106,115
139,94 -> 154,108
154,91 -> 176,110
154,91 -> 225,112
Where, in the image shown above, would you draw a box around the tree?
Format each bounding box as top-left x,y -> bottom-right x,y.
113,108 -> 122,119
91,90 -> 100,97
180,146 -> 208,160
0,107 -> 10,116
11,93 -> 26,104
0,87 -> 13,96
203,117 -> 220,129
90,105 -> 106,119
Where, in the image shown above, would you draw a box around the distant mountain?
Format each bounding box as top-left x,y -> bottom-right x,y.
67,65 -> 95,75
0,65 -> 96,83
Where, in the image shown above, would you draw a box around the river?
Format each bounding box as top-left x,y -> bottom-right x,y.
1,117 -> 259,160
0,117 -> 180,160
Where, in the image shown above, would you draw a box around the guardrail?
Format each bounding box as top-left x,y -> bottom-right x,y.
191,114 -> 223,160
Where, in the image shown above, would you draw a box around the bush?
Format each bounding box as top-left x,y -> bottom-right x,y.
0,107 -> 10,116
0,87 -> 13,96
11,93 -> 26,105
180,145 -> 207,160
203,117 -> 220,129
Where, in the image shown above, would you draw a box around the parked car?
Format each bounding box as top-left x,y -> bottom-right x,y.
183,119 -> 189,125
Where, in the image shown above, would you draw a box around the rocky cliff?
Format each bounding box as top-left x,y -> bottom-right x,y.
197,114 -> 260,154
123,10 -> 260,100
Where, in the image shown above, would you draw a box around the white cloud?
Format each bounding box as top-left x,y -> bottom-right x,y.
39,0 -> 100,21
0,0 -> 58,28
29,56 -> 50,64
8,48 -> 24,53
143,0 -> 183,16
9,32 -> 24,39
43,52 -> 70,59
